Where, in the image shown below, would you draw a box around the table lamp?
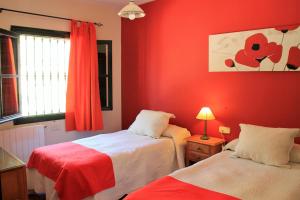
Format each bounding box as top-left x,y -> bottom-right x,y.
196,107 -> 215,140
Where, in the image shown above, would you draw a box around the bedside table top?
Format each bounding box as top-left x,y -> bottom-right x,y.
186,135 -> 225,146
0,147 -> 25,173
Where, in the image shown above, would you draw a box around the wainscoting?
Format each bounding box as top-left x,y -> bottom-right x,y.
0,125 -> 45,162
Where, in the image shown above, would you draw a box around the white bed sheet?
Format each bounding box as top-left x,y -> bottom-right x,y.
28,130 -> 183,200
171,150 -> 300,200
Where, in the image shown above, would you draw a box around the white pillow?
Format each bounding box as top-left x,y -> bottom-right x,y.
223,139 -> 239,151
161,124 -> 190,138
128,110 -> 175,139
233,124 -> 299,167
291,144 -> 300,163
225,138 -> 300,163
162,124 -> 191,168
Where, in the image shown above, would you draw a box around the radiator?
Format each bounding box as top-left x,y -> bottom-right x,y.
0,125 -> 45,162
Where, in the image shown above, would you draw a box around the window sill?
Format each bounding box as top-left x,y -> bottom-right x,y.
13,108 -> 112,125
13,113 -> 65,125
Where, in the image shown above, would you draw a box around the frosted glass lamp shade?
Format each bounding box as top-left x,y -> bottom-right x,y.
118,0 -> 146,20
196,107 -> 215,120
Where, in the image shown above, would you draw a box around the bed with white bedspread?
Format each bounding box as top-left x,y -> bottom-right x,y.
28,129 -> 189,200
126,124 -> 300,200
126,150 -> 300,200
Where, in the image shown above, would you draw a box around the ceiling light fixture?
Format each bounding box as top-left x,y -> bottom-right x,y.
118,0 -> 146,20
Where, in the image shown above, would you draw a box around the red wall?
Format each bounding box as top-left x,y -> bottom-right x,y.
121,0 -> 300,142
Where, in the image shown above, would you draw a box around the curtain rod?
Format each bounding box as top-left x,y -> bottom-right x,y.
0,8 -> 103,27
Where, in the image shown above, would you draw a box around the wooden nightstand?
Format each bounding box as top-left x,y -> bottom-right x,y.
0,147 -> 27,200
185,135 -> 225,166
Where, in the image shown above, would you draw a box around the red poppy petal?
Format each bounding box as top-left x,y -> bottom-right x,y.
225,59 -> 235,68
244,33 -> 268,58
275,25 -> 299,32
235,49 -> 260,68
267,42 -> 283,63
287,47 -> 300,69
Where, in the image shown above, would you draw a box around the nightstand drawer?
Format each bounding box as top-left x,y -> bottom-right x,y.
188,142 -> 210,154
185,135 -> 225,166
188,151 -> 209,162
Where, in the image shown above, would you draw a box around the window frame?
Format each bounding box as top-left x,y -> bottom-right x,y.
97,40 -> 113,111
11,26 -> 113,125
11,26 -> 69,125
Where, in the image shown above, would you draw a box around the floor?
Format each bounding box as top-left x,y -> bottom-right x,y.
28,192 -> 45,200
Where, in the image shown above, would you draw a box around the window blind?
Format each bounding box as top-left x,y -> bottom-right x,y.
19,35 -> 70,117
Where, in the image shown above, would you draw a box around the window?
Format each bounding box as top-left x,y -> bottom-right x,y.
97,40 -> 112,110
12,26 -> 70,124
12,26 -> 112,124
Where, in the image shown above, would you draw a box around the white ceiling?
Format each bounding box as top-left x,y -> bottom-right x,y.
87,0 -> 155,6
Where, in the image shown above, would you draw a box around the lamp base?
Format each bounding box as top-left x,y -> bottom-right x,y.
201,134 -> 209,140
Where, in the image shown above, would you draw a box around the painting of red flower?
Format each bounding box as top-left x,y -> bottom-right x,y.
209,23 -> 300,72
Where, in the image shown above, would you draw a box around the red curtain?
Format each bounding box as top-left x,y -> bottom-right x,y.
1,37 -> 19,115
65,20 -> 103,131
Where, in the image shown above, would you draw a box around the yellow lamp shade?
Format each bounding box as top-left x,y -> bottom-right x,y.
196,107 -> 215,120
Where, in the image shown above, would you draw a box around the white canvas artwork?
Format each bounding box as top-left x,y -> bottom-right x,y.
209,25 -> 300,72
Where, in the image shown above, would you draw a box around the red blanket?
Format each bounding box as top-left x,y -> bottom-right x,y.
28,142 -> 115,200
126,176 -> 239,200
